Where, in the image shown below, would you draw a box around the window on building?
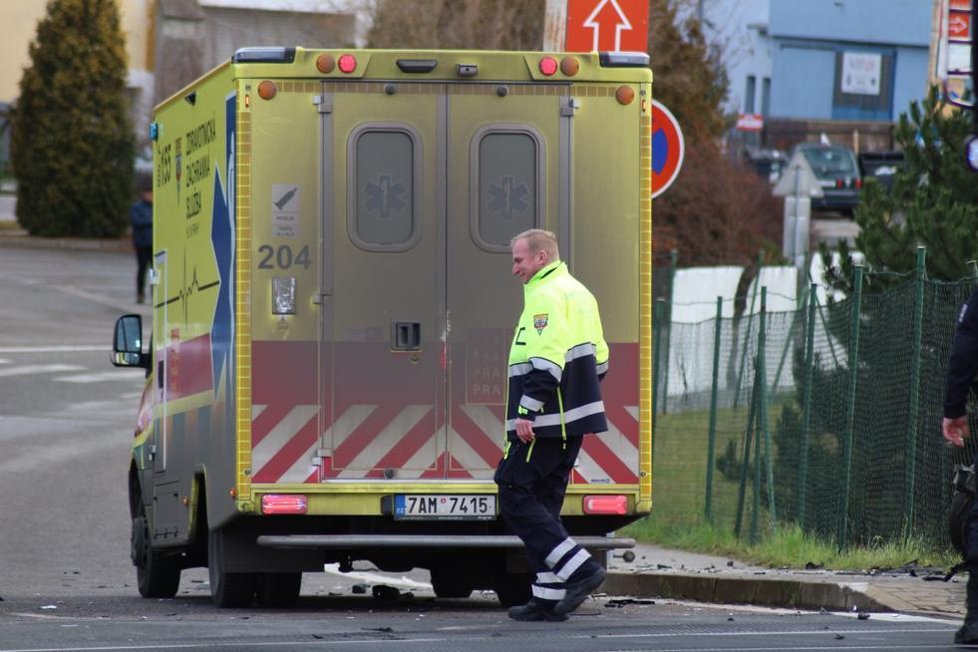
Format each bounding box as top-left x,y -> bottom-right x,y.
745,75 -> 756,114
761,78 -> 771,117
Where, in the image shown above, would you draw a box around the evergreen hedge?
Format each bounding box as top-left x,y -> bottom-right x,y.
12,0 -> 134,237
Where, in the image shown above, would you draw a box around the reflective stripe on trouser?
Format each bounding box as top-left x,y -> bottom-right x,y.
494,437 -> 592,584
531,571 -> 567,602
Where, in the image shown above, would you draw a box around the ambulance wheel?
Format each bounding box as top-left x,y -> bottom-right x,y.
256,573 -> 302,608
131,513 -> 181,598
208,530 -> 257,608
430,567 -> 473,599
493,572 -> 532,607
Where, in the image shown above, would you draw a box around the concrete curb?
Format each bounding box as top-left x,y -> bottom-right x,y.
604,572 -> 890,613
0,231 -> 133,253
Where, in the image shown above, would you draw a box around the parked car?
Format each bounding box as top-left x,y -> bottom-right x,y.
858,151 -> 904,194
794,143 -> 862,215
742,146 -> 788,185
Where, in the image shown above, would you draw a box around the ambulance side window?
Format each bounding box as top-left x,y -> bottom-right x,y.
349,126 -> 420,252
473,129 -> 541,252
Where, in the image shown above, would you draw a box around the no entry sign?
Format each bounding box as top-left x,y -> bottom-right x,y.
650,100 -> 684,199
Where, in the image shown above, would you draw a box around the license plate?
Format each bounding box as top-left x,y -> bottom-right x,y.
394,494 -> 496,520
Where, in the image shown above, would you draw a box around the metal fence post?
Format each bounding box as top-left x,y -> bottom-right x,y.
735,379 -> 757,539
758,287 -> 776,534
903,246 -> 926,539
652,299 -> 665,431
798,283 -> 817,529
734,252 -> 764,408
661,250 -> 678,414
838,266 -> 863,552
750,356 -> 763,545
705,296 -> 723,522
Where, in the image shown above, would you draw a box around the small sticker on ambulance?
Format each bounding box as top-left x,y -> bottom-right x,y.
394,494 -> 496,520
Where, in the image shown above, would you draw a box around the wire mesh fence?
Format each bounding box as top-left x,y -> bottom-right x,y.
651,264 -> 977,552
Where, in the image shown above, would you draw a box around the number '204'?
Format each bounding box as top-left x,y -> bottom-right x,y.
257,245 -> 311,270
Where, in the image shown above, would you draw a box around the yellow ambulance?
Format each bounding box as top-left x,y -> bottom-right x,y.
112,47 -> 652,608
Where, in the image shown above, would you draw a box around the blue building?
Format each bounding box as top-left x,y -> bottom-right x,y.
700,0 -> 933,152
768,0 -> 931,123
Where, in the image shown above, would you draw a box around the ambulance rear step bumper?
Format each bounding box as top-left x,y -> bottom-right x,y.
257,535 -> 634,550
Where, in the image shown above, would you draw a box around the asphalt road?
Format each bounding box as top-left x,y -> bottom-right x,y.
0,246 -> 961,651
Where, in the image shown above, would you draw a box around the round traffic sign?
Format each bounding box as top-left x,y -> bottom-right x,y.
650,100 -> 685,199
967,135 -> 978,172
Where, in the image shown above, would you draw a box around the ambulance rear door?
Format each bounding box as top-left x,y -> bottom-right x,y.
444,83 -> 569,480
320,82 -> 444,480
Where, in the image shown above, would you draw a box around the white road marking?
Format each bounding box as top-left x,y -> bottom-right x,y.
0,345 -> 106,353
54,371 -> 146,383
0,364 -> 86,378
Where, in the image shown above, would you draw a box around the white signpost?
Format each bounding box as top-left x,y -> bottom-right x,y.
772,152 -> 824,271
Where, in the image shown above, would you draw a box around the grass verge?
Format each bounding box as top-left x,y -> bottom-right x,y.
625,403 -> 958,571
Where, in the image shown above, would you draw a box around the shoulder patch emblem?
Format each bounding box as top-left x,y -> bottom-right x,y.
533,313 -> 549,334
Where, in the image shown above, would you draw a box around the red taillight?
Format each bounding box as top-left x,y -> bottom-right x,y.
539,56 -> 558,76
835,178 -> 844,188
582,495 -> 628,515
338,54 -> 357,73
261,494 -> 308,515
855,178 -> 862,189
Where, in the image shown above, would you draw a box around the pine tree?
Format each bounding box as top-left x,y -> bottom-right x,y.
821,85 -> 978,294
11,0 -> 134,238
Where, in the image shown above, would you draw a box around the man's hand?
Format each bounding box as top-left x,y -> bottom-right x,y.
943,416 -> 970,447
514,417 -> 535,443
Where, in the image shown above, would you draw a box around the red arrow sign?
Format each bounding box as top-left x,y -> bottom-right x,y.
566,0 -> 649,52
949,10 -> 972,41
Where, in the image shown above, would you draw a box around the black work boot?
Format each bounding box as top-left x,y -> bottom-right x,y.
956,573 -> 978,644
553,564 -> 605,616
508,598 -> 568,622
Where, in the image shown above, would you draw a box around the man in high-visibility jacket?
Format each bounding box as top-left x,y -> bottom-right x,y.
495,229 -> 609,622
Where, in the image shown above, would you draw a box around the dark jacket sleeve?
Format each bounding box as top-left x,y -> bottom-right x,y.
944,286 -> 978,419
130,202 -> 152,228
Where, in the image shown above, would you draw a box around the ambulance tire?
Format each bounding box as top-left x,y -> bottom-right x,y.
208,530 -> 257,608
429,567 -> 474,599
493,571 -> 532,607
132,514 -> 181,599
256,573 -> 302,608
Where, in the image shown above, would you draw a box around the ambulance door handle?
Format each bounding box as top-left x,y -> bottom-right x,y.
392,322 -> 421,351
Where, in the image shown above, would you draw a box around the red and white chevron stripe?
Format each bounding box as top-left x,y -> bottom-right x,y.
250,342 -> 640,485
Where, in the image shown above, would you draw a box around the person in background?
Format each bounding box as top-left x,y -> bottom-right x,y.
496,229 -> 609,622
130,174 -> 153,304
942,284 -> 978,645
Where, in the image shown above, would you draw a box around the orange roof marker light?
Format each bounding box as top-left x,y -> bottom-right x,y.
316,54 -> 335,74
560,56 -> 580,76
257,81 -> 277,101
615,85 -> 635,105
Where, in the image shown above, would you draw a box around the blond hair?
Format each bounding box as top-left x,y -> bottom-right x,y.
512,229 -> 560,261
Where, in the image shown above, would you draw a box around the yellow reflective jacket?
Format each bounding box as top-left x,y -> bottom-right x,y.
506,260 -> 609,440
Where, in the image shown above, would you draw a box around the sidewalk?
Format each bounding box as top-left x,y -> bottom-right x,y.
607,543 -> 965,619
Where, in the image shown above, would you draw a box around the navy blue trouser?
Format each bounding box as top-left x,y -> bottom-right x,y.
495,436 -> 597,603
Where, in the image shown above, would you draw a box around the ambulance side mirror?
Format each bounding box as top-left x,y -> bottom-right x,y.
112,314 -> 150,371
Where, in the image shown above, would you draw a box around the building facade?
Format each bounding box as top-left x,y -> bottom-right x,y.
768,0 -> 931,124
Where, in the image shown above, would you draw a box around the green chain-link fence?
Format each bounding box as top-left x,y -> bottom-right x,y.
651,254 -> 976,551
